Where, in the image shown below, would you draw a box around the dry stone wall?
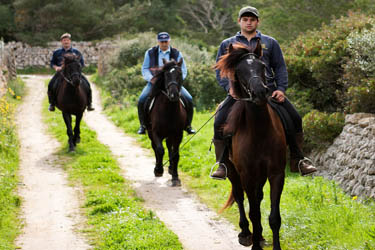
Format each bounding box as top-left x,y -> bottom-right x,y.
4,41 -> 116,69
313,113 -> 375,199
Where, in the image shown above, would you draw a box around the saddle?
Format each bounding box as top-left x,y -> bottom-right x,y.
267,97 -> 296,145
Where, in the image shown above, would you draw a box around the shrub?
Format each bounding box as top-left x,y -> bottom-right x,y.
302,110 -> 345,152
341,21 -> 375,113
284,12 -> 374,112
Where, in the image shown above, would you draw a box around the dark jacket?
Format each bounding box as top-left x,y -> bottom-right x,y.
50,47 -> 84,68
216,31 -> 288,93
148,45 -> 179,69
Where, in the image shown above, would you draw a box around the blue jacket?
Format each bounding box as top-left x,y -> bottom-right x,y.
216,31 -> 288,93
50,47 -> 84,68
142,46 -> 187,82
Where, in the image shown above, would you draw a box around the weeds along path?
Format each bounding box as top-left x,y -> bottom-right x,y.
16,75 -> 89,250
85,83 -> 247,250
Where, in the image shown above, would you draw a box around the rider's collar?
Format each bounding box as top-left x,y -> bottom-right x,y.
158,46 -> 171,54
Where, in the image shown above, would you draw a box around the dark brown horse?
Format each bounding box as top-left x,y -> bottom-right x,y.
55,53 -> 88,152
145,59 -> 187,186
216,42 -> 287,250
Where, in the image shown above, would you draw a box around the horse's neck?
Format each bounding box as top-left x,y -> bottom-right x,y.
244,103 -> 273,132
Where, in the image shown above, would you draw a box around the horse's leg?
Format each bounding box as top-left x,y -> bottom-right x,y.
62,112 -> 74,152
151,138 -> 164,177
226,161 -> 252,246
166,136 -> 181,187
245,175 -> 267,250
73,112 -> 83,145
268,173 -> 285,250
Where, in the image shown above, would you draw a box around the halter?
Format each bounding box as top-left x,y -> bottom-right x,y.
235,53 -> 268,102
60,59 -> 82,86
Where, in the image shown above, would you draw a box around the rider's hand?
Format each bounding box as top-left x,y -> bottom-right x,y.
54,66 -> 62,72
271,90 -> 285,103
229,87 -> 238,99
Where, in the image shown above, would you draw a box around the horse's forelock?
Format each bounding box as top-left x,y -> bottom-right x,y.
215,43 -> 252,80
152,60 -> 180,86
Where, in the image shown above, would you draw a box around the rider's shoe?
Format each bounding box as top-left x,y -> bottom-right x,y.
48,104 -> 55,112
185,126 -> 196,134
137,125 -> 146,135
87,104 -> 95,111
210,163 -> 227,180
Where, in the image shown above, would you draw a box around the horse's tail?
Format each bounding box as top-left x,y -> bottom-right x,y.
219,188 -> 235,213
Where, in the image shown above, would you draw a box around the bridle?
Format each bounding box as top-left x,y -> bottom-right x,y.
235,52 -> 268,102
60,60 -> 82,86
161,66 -> 181,101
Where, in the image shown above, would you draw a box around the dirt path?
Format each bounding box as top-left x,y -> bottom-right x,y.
16,75 -> 89,250
85,83 -> 247,250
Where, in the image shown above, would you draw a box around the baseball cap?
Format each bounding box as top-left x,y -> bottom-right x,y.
238,6 -> 259,19
157,32 -> 170,42
60,33 -> 71,40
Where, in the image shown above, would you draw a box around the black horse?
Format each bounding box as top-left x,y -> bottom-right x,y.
55,53 -> 89,152
216,42 -> 287,250
145,58 -> 188,186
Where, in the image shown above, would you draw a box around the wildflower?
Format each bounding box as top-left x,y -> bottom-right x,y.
16,96 -> 21,100
352,196 -> 358,200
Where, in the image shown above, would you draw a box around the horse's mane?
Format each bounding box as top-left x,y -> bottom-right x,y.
215,43 -> 252,82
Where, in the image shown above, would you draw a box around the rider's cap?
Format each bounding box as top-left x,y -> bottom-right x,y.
157,32 -> 170,42
60,33 -> 71,40
238,6 -> 259,19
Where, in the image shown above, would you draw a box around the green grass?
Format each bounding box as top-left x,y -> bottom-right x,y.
0,80 -> 24,250
97,86 -> 375,250
17,65 -> 97,75
42,98 -> 182,249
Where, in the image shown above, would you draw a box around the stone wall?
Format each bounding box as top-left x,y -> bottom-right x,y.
313,113 -> 375,199
4,41 -> 116,69
0,41 -> 8,96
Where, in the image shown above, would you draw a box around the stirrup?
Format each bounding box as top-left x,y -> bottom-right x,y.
209,162 -> 228,180
298,157 -> 316,175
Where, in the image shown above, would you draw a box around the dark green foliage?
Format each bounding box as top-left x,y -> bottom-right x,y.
302,110 -> 345,152
284,12 -> 374,112
184,63 -> 226,111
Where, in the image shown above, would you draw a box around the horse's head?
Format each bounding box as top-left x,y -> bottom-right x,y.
216,40 -> 268,105
62,53 -> 82,87
152,59 -> 183,102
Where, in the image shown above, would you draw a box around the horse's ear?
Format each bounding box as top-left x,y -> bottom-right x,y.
162,58 -> 168,65
254,39 -> 263,58
228,43 -> 234,53
177,58 -> 183,67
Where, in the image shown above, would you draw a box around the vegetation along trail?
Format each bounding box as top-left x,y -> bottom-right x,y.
15,75 -> 89,250
84,83 -> 247,250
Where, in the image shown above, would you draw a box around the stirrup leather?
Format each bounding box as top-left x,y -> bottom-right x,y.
209,162 -> 228,180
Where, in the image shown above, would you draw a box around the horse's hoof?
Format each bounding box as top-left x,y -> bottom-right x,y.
238,235 -> 252,247
171,178 -> 181,187
75,137 -> 81,144
154,167 -> 163,177
68,147 -> 75,152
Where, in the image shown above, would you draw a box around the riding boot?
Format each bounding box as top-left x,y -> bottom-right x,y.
184,97 -> 196,134
47,90 -> 55,112
290,132 -> 317,175
86,85 -> 95,111
210,139 -> 228,180
137,100 -> 146,134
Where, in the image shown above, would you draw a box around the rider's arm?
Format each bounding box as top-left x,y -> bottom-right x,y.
75,50 -> 85,68
270,40 -> 288,93
141,50 -> 153,82
177,52 -> 187,80
215,41 -> 230,92
50,50 -> 59,69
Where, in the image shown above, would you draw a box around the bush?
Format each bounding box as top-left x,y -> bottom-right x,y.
341,21 -> 375,113
284,12 -> 374,112
184,63 -> 226,111
302,110 -> 345,152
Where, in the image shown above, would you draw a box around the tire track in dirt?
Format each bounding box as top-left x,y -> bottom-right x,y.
85,83 -> 247,250
16,75 -> 89,250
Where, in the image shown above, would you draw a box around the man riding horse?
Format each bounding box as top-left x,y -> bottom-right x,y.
47,33 -> 94,112
211,6 -> 317,179
137,32 -> 195,135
